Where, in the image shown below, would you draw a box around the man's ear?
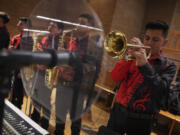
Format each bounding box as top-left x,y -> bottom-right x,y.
163,39 -> 168,47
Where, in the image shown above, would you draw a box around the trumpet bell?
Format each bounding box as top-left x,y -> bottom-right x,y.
104,31 -> 127,56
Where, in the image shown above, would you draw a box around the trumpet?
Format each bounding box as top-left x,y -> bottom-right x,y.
45,66 -> 60,89
104,31 -> 151,60
59,29 -> 77,49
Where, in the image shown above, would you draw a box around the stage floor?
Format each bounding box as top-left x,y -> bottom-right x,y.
19,96 -> 171,135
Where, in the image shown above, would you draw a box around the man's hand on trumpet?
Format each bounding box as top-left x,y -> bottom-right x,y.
127,37 -> 148,66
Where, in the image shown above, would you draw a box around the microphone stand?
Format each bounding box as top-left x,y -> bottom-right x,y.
0,49 -> 73,133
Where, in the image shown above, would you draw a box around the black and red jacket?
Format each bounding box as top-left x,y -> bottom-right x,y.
10,34 -> 21,49
111,55 -> 176,114
66,36 -> 89,59
38,35 -> 60,50
10,33 -> 33,50
0,26 -> 10,49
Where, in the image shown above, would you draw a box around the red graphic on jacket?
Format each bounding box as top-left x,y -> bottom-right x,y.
111,60 -> 152,113
133,92 -> 151,112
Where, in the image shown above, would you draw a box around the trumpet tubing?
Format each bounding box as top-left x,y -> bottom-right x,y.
127,43 -> 151,49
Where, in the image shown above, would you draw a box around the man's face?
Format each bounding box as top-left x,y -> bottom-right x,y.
0,18 -> 4,28
143,29 -> 168,56
17,20 -> 27,32
48,22 -> 60,35
77,17 -> 90,34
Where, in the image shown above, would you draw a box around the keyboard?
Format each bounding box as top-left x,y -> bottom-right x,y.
1,99 -> 49,135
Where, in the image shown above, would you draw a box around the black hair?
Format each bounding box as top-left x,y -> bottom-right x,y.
56,22 -> 64,31
0,11 -> 10,24
145,20 -> 169,38
19,17 -> 32,27
79,13 -> 95,26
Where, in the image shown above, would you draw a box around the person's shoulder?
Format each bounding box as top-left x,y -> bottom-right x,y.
160,55 -> 176,67
12,34 -> 21,39
0,26 -> 9,36
163,56 -> 174,63
42,36 -> 48,40
11,34 -> 21,42
41,36 -> 48,43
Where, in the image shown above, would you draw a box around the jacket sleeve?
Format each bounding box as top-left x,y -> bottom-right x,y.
138,61 -> 176,106
0,31 -> 10,49
138,61 -> 176,90
110,60 -> 131,82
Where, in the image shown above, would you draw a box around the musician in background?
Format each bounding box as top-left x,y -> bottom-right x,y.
54,13 -> 97,135
65,14 -> 94,58
38,21 -> 64,51
0,11 -> 10,49
9,17 -> 32,109
107,20 -> 176,135
31,21 -> 64,130
9,17 -> 32,50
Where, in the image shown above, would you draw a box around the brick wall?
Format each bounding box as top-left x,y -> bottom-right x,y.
0,0 -> 39,36
144,0 -> 176,26
170,0 -> 180,31
111,0 -> 147,40
88,0 -> 117,34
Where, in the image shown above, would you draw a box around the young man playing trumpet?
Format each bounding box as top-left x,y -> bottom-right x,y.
107,20 -> 176,135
